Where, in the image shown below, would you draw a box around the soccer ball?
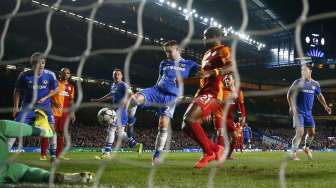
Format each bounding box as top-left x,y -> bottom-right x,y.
97,108 -> 117,126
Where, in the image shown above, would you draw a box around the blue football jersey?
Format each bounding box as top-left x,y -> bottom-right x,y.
291,78 -> 321,114
15,69 -> 58,108
110,81 -> 128,104
157,59 -> 199,96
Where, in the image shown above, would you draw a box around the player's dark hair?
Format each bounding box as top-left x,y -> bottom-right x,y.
30,52 -> 45,65
163,40 -> 179,48
61,67 -> 70,72
113,68 -> 123,73
204,27 -> 223,38
305,63 -> 313,70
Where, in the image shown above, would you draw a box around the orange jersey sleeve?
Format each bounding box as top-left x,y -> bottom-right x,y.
218,46 -> 232,66
237,90 -> 247,117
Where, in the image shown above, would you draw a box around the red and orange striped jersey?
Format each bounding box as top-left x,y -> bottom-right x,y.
52,80 -> 75,117
195,44 -> 232,101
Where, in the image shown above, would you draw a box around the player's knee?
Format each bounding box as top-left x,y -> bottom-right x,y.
296,132 -> 303,139
131,94 -> 144,106
308,131 -> 315,137
159,116 -> 169,128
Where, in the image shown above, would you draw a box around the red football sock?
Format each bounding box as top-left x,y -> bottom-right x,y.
190,122 -> 214,155
41,137 -> 48,156
183,126 -> 201,145
227,142 -> 235,158
217,135 -> 224,147
56,136 -> 64,157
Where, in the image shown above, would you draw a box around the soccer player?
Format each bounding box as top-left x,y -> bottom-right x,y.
9,52 -> 58,162
127,40 -> 199,165
41,68 -> 76,160
235,120 -> 244,153
213,73 -> 247,160
91,69 -> 142,159
288,64 -> 332,160
182,27 -> 233,169
0,110 -> 94,185
242,122 -> 252,149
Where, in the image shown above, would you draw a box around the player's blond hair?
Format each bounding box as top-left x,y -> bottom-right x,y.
30,52 -> 45,66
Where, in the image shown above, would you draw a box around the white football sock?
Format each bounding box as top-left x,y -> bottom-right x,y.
106,127 -> 116,146
155,127 -> 168,151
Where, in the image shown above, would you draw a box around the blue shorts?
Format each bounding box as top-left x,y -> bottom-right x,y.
15,107 -> 54,125
113,106 -> 128,127
139,86 -> 176,118
243,137 -> 250,144
293,113 -> 315,128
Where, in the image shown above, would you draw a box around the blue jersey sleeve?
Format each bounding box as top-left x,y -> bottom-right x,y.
159,61 -> 164,76
315,82 -> 321,95
49,72 -> 58,90
15,72 -> 25,91
188,61 -> 200,77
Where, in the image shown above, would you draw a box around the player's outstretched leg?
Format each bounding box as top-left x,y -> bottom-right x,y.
95,126 -> 114,160
95,126 -> 116,160
182,103 -> 223,169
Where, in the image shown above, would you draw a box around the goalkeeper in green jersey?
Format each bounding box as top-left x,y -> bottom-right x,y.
0,109 -> 94,185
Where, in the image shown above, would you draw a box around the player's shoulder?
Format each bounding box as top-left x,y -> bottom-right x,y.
311,79 -> 320,86
42,69 -> 57,77
19,69 -> 33,76
181,59 -> 198,66
216,45 -> 231,54
118,81 -> 128,88
292,78 -> 302,84
160,59 -> 170,65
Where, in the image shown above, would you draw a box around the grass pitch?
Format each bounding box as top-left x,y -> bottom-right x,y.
11,151 -> 336,188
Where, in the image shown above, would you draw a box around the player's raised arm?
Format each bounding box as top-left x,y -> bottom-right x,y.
91,92 -> 112,102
